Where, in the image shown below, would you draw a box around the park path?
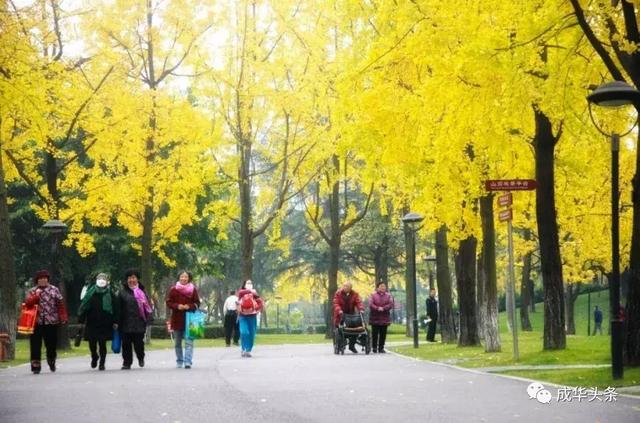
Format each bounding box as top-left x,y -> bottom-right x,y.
1,343 -> 639,423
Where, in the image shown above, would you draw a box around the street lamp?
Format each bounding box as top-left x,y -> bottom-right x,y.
587,80 -> 640,380
42,219 -> 67,284
424,254 -> 437,291
41,219 -> 68,349
402,212 -> 424,349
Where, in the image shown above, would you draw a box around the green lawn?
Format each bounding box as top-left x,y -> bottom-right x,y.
392,289 -> 640,389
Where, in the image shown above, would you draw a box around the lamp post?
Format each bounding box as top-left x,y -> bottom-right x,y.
402,212 -> 424,349
587,80 -> 640,380
424,255 -> 437,291
42,219 -> 67,285
42,219 -> 68,349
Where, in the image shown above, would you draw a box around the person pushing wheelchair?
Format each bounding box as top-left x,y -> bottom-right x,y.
333,281 -> 364,354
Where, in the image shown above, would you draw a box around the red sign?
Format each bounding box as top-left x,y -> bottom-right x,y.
498,208 -> 513,222
485,179 -> 537,191
498,193 -> 512,207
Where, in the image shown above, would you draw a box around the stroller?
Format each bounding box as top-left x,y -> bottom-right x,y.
334,311 -> 371,355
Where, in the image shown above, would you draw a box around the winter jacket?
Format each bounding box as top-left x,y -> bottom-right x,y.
78,289 -> 119,340
118,283 -> 151,334
25,285 -> 68,326
166,285 -> 201,331
368,291 -> 394,326
426,296 -> 438,320
236,289 -> 264,316
333,288 -> 364,326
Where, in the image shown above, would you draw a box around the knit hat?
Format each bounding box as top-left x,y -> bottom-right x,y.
34,269 -> 50,283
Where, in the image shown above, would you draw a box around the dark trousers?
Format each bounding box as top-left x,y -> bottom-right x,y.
371,325 -> 388,351
121,333 -> 145,366
427,318 -> 438,342
89,338 -> 108,364
224,312 -> 240,345
30,324 -> 58,369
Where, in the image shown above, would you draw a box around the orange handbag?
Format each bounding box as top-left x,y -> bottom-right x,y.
17,304 -> 38,335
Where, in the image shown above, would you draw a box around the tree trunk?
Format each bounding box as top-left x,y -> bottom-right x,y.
480,195 -> 501,352
476,250 -> 486,341
520,230 -> 533,331
141,201 -> 154,291
374,235 -> 389,284
529,277 -> 536,313
435,225 -> 456,343
0,144 -> 17,359
325,178 -> 341,338
456,236 -> 480,346
565,283 -> 581,335
533,106 -> 566,350
239,137 -> 254,281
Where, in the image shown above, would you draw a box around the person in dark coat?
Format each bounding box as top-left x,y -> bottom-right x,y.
369,281 -> 394,353
425,288 -> 438,342
166,270 -> 200,368
118,269 -> 152,370
593,305 -> 603,335
78,273 -> 119,370
333,281 -> 364,353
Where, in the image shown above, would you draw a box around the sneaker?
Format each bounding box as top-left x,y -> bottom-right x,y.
176,363 -> 183,368
184,365 -> 191,369
91,357 -> 98,369
379,349 -> 386,354
47,360 -> 56,372
372,349 -> 377,354
98,364 -> 105,371
138,358 -> 144,368
121,365 -> 131,370
32,368 -> 41,374
245,352 -> 252,358
241,350 -> 246,357
348,345 -> 358,354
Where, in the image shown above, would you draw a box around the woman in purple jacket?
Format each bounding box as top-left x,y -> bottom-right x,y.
368,281 -> 394,353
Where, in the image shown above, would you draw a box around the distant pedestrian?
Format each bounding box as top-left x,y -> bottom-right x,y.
166,270 -> 200,369
118,269 -> 153,370
593,305 -> 603,335
368,281 -> 394,353
237,280 -> 264,357
24,269 -> 68,374
223,290 -> 239,347
78,273 -> 119,370
426,288 -> 438,342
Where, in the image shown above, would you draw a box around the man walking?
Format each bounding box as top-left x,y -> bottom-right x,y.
223,290 -> 239,346
593,305 -> 603,335
425,288 -> 438,342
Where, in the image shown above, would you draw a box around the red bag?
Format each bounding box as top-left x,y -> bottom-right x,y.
17,304 -> 38,335
239,293 -> 258,315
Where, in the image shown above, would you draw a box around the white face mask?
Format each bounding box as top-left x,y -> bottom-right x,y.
245,283 -> 253,290
96,279 -> 108,288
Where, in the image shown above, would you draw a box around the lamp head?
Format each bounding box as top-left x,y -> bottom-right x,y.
587,81 -> 640,108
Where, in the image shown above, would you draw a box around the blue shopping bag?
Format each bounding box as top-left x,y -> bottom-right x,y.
185,310 -> 205,340
111,329 -> 121,354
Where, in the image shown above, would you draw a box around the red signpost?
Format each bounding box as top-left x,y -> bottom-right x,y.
498,208 -> 512,222
485,179 -> 537,192
498,193 -> 512,208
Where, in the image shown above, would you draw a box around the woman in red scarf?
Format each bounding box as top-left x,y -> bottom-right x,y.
166,270 -> 200,368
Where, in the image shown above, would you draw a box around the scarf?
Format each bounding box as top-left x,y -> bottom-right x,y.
79,285 -> 113,315
132,285 -> 152,320
175,281 -> 195,297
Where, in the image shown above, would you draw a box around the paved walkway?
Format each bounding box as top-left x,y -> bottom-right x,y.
1,344 -> 639,423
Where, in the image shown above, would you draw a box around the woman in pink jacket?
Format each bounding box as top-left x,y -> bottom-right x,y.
368,281 -> 394,353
